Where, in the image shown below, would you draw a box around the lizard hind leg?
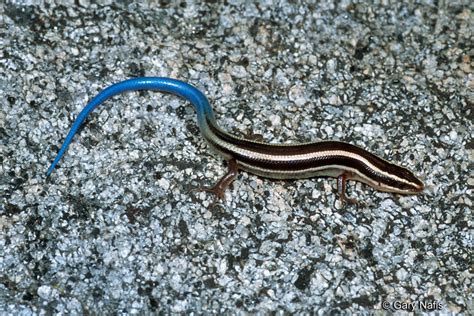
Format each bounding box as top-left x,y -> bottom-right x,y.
193,159 -> 239,200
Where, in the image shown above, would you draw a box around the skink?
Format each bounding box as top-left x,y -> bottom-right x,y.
46,77 -> 424,202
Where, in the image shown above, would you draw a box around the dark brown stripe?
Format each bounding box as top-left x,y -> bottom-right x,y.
206,119 -> 422,190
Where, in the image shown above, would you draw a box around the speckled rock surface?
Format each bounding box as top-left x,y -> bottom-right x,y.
0,1 -> 472,314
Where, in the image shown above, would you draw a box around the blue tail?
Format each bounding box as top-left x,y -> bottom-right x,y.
46,77 -> 214,176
